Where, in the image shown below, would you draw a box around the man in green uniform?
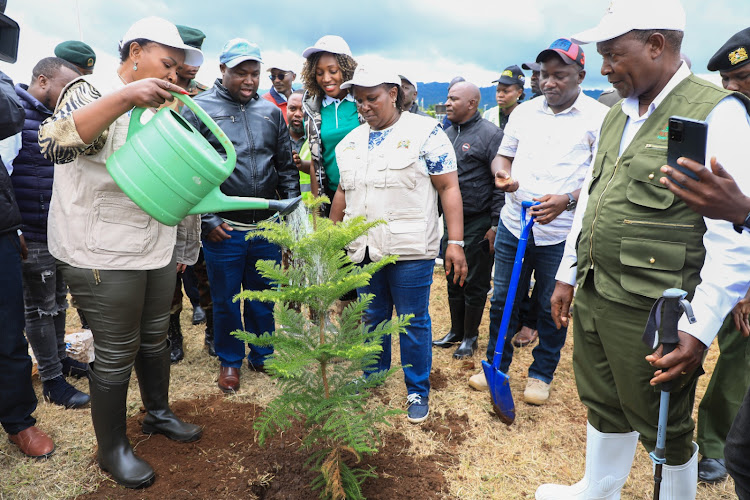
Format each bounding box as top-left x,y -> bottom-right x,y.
690,27 -> 750,485
54,40 -> 95,75
536,1 -> 750,499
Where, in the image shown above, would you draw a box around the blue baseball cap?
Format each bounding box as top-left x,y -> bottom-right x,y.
220,38 -> 262,68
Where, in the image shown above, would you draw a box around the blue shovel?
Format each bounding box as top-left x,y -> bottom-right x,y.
641,288 -> 696,499
482,200 -> 538,425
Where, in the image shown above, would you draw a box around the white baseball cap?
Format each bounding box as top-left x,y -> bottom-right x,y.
120,16 -> 204,67
340,65 -> 401,90
399,74 -> 418,91
302,35 -> 352,58
571,0 -> 686,45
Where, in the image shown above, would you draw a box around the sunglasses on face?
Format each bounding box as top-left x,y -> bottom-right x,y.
269,72 -> 288,81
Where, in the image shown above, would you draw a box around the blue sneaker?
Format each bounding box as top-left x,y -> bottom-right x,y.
406,393 -> 429,424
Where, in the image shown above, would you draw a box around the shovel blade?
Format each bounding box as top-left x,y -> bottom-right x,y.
482,359 -> 515,425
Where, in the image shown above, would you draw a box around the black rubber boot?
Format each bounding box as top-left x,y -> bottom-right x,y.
433,298 -> 465,347
88,370 -> 155,489
204,309 -> 216,357
134,350 -> 203,443
453,304 -> 484,359
168,313 -> 184,364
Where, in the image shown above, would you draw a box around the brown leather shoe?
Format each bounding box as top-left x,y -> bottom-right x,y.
512,327 -> 538,348
8,426 -> 55,459
218,366 -> 240,393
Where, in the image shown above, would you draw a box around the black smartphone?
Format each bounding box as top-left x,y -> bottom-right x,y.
667,116 -> 707,184
477,237 -> 490,255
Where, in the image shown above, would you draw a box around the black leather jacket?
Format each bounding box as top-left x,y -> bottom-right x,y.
181,80 -> 300,236
445,112 -> 505,220
0,71 -> 24,235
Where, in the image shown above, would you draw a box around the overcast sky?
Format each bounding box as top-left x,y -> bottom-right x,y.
2,0 -> 748,92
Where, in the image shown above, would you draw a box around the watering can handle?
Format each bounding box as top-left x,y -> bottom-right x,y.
127,92 -> 237,169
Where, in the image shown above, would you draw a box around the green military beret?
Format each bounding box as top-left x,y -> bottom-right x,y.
708,27 -> 750,72
176,25 -> 206,50
54,40 -> 96,69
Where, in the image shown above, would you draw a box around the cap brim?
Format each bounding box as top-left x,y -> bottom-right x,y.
224,55 -> 262,68
492,77 -> 519,85
341,78 -> 400,90
571,24 -> 629,45
125,37 -> 204,67
536,49 -> 575,65
521,62 -> 540,71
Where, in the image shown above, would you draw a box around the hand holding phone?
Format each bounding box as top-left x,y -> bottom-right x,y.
667,116 -> 707,186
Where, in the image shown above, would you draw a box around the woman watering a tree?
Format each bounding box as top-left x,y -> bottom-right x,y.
38,17 -> 203,489
330,66 -> 467,424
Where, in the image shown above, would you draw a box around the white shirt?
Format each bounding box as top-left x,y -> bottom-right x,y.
0,132 -> 21,175
555,62 -> 750,347
498,91 -> 608,245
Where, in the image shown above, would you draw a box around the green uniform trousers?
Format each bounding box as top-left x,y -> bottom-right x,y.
573,275 -> 698,465
696,314 -> 750,459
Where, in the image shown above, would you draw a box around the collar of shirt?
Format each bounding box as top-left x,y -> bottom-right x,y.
322,93 -> 355,108
270,86 -> 287,103
540,88 -> 585,116
620,61 -> 691,123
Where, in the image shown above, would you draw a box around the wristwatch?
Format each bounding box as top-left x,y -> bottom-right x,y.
733,210 -> 750,233
447,240 -> 465,248
490,226 -> 497,232
565,193 -> 577,211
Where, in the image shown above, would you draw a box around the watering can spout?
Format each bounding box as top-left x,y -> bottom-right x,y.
188,189 -> 302,218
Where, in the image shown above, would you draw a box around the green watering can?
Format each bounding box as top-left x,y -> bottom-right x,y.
106,92 -> 301,227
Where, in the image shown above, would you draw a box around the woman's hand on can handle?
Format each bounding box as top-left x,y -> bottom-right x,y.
122,78 -> 188,109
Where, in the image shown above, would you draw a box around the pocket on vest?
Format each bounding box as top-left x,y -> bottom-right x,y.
626,150 -> 674,209
373,153 -> 418,189
386,208 -> 427,256
86,192 -> 158,255
619,237 -> 685,299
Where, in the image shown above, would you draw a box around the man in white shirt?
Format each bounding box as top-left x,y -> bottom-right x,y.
467,38 -> 608,406
537,2 -> 750,499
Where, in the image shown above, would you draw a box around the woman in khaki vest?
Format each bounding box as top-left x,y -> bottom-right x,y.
38,17 -> 203,489
330,66 -> 467,424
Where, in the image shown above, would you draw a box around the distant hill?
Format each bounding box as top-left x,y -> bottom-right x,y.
416,81 -> 606,110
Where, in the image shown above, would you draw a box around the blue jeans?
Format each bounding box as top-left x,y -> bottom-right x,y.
22,240 -> 68,381
203,230 -> 280,368
0,233 -> 38,434
359,258 -> 434,399
487,220 -> 566,384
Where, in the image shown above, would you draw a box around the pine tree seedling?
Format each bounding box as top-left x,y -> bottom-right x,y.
234,196 -> 412,500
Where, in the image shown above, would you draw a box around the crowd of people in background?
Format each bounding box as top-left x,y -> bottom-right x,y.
2,0 -> 750,498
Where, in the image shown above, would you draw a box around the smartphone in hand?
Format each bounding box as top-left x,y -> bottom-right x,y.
667,116 -> 707,185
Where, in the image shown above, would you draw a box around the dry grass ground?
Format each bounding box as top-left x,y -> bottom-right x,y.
0,268 -> 738,499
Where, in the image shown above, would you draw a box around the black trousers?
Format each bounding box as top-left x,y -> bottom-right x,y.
0,232 -> 38,435
726,383 -> 750,499
442,211 -> 492,308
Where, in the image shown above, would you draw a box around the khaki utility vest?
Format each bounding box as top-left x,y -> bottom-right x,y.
577,75 -> 749,310
336,113 -> 441,263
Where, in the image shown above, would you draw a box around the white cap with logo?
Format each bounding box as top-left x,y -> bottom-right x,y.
302,35 -> 352,59
120,16 -> 204,67
340,65 -> 401,90
571,0 -> 686,45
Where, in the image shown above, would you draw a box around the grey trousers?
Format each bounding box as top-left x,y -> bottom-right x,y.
22,241 -> 68,381
58,254 -> 177,383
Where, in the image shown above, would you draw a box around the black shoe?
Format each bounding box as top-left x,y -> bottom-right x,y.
698,457 -> 727,484
453,336 -> 478,359
61,356 -> 89,378
43,376 -> 90,409
453,304 -> 484,359
204,309 -> 216,357
433,298 -> 466,348
192,305 -> 206,325
168,313 -> 184,364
